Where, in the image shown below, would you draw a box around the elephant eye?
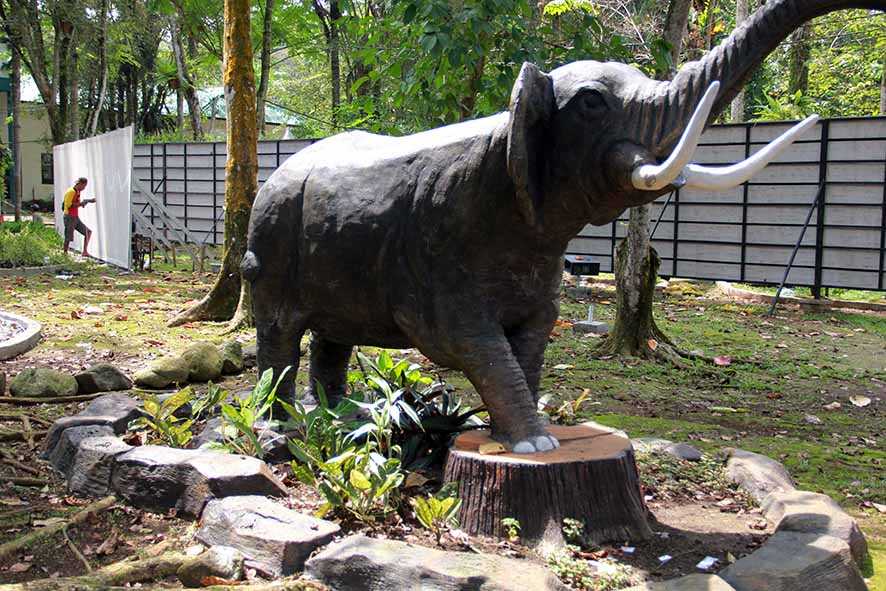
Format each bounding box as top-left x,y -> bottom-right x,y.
580,90 -> 607,111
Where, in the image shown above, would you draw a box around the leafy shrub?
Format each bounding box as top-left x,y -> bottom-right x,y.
218,368 -> 288,458
0,221 -> 66,268
501,517 -> 521,542
349,350 -> 485,469
129,388 -> 196,447
412,483 -> 461,545
547,546 -> 632,591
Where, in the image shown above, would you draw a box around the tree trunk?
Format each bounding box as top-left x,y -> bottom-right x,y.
256,0 -> 275,135
704,0 -> 720,51
11,49 -> 22,221
730,0 -> 749,122
177,88 -> 185,131
68,44 -> 80,141
329,1 -> 341,127
88,0 -> 109,136
444,424 -> 651,545
170,15 -> 204,140
787,22 -> 811,95
599,0 -> 691,363
169,0 -> 258,328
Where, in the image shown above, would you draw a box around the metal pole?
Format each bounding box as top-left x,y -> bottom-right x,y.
650,191 -> 674,239
812,120 -> 829,298
767,182 -> 825,316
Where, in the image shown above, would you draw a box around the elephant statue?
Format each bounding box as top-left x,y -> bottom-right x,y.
244,0 -> 883,453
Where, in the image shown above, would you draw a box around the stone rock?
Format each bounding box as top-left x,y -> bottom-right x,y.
719,531 -> 866,591
47,424 -> 115,476
762,490 -> 868,565
632,437 -> 674,454
193,418 -> 290,463
10,368 -> 78,398
219,341 -> 244,375
74,364 -> 133,394
110,447 -> 288,518
242,343 -> 257,368
182,343 -> 224,382
625,574 -> 736,590
305,535 -> 569,591
664,442 -> 703,462
43,393 -> 142,459
177,545 -> 244,588
194,416 -> 227,449
68,436 -> 133,497
134,356 -> 191,388
197,496 -> 339,577
572,320 -> 609,335
725,448 -> 795,503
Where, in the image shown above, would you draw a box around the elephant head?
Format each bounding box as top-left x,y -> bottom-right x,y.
506,0 -> 881,230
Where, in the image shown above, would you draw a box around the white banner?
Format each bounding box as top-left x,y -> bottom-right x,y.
53,127 -> 133,269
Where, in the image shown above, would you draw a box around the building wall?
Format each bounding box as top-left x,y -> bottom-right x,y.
19,102 -> 55,204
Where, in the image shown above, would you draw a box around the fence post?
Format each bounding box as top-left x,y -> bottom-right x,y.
879,151 -> 886,291
610,218 -> 617,273
812,119 -> 829,298
672,188 -> 680,278
183,142 -> 189,233
740,123 -> 751,282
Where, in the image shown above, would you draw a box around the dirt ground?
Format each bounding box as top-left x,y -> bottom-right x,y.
0,261 -> 883,588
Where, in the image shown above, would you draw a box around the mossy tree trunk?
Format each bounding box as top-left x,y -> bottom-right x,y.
169,0 -> 256,329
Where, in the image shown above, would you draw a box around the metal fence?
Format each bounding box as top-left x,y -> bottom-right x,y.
132,116 -> 886,292
132,139 -> 317,246
567,116 -> 886,293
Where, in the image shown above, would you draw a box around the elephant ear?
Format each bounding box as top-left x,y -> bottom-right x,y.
507,62 -> 554,227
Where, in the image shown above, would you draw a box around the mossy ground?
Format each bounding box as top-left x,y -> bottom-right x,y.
1,261 -> 883,587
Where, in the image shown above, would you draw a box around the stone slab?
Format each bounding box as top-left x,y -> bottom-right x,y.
573,320 -> 609,335
43,393 -> 141,459
725,448 -> 795,503
68,436 -> 133,497
761,490 -> 868,565
197,496 -> 339,576
305,535 -> 570,591
110,447 -> 288,518
47,424 -> 115,476
74,364 -> 133,394
719,531 -> 866,591
0,310 -> 42,361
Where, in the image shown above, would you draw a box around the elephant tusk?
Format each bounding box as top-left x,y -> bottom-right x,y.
632,81 -> 720,191
681,115 -> 819,191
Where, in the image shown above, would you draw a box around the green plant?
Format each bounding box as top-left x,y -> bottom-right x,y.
547,547 -> 632,591
0,221 -> 66,268
129,387 -> 196,447
501,517 -> 521,542
218,368 -> 289,458
191,382 -> 228,419
412,484 -> 462,545
349,351 -> 485,469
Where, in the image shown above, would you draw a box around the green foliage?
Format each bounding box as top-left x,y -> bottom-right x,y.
218,367 -> 288,458
547,546 -> 632,591
412,484 -> 462,545
753,90 -> 815,122
191,382 -> 228,419
0,222 -> 66,268
348,351 -> 485,470
501,517 -> 521,542
538,389 -> 592,425
130,387 -> 196,447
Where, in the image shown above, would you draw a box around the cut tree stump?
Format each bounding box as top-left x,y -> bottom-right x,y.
444,423 -> 651,545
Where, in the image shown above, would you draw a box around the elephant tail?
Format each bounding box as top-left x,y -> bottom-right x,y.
241,250 -> 260,282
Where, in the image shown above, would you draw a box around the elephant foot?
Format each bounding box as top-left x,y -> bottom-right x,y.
494,423 -> 561,454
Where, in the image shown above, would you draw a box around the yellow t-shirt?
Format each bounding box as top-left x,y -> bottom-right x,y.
63,187 -> 78,215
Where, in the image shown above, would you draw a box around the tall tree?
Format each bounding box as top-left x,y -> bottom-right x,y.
312,0 -> 342,127
596,0 -> 692,363
11,47 -> 22,220
256,0 -> 275,135
169,11 -> 204,140
787,22 -> 811,95
88,0 -> 109,136
730,0 -> 749,122
170,0 -> 257,328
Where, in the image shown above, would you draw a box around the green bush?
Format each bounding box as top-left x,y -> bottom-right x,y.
0,221 -> 65,268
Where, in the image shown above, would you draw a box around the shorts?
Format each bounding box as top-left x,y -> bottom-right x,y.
63,215 -> 89,242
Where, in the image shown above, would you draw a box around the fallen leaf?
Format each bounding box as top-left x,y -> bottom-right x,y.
70,310 -> 84,320
8,562 -> 31,573
32,517 -> 66,527
552,364 -> 573,370
849,395 -> 871,408
647,339 -> 658,351
404,472 -> 430,488
713,355 -> 732,366
96,532 -> 118,556
113,314 -> 128,321
823,401 -> 842,411
479,442 -> 507,455
202,577 -> 240,586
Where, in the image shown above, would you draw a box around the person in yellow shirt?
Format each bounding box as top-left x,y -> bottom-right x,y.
62,177 -> 96,256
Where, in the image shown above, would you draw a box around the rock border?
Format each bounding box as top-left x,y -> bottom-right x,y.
716,280 -> 886,313
39,397 -> 872,591
0,309 -> 42,361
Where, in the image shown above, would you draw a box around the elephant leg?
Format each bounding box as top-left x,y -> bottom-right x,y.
255,309 -> 306,407
455,329 -> 559,453
307,336 -> 353,407
507,301 -> 558,404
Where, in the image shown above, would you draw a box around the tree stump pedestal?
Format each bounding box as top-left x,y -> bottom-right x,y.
444,423 -> 651,545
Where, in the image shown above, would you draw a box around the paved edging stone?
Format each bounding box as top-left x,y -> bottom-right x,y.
0,310 -> 42,361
